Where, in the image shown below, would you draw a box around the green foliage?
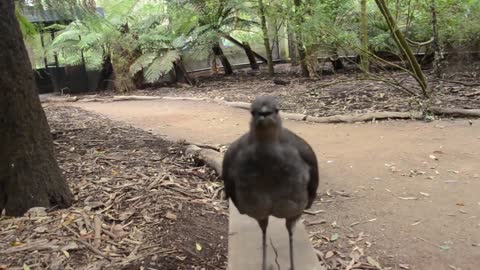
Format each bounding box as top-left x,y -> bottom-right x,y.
15,8 -> 37,38
144,50 -> 180,83
31,0 -> 480,87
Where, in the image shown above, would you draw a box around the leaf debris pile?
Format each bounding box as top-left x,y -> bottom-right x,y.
127,65 -> 480,118
0,106 -> 228,270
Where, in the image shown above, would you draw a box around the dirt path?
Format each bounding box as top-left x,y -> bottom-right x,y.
72,100 -> 480,270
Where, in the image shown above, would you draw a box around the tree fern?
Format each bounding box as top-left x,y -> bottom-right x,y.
129,52 -> 156,76
144,50 -> 180,83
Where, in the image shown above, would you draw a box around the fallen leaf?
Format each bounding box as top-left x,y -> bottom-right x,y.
429,155 -> 438,160
420,192 -> 430,197
325,250 -> 334,259
165,211 -> 177,221
330,233 -> 339,242
367,256 -> 382,269
62,250 -> 70,258
195,243 -> 202,252
11,241 -> 23,247
444,180 -> 459,183
112,224 -> 128,238
399,264 -> 410,269
62,214 -> 76,226
440,245 -> 450,251
411,220 -> 422,226
398,197 -> 418,200
23,264 -> 31,270
34,226 -> 48,233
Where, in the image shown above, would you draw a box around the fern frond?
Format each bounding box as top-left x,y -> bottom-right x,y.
129,52 -> 156,76
144,50 -> 180,83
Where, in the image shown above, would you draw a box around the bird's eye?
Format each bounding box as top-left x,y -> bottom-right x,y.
275,109 -> 279,113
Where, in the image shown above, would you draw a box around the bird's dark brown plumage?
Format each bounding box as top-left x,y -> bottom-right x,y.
221,95 -> 319,270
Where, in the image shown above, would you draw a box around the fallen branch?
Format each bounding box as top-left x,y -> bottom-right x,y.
223,101 -> 251,110
465,90 -> 480,97
185,145 -> 223,175
40,96 -> 79,103
306,111 -> 423,123
303,209 -> 325,215
430,107 -> 480,118
94,215 -> 102,248
439,79 -> 480,87
63,224 -> 111,261
181,141 -> 222,152
112,95 -> 163,101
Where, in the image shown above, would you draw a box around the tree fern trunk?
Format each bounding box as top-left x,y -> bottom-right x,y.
258,0 -> 274,76
174,59 -> 195,85
243,42 -> 259,70
96,54 -> 114,91
430,0 -> 442,78
294,0 -> 309,77
212,42 -> 233,75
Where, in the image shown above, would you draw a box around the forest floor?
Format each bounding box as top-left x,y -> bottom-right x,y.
3,67 -> 480,270
0,106 -> 228,270
72,97 -> 480,270
127,64 -> 480,117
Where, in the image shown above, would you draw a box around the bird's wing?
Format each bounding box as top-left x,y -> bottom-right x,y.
282,129 -> 319,209
221,134 -> 248,206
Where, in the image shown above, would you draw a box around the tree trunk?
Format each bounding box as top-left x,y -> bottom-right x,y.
258,0 -> 274,76
96,53 -> 114,91
360,0 -> 369,73
430,0 -> 442,78
212,42 -> 233,75
243,42 -> 259,70
330,50 -> 344,71
287,22 -> 299,65
222,34 -> 268,63
294,0 -> 309,77
0,0 -> 72,217
173,59 -> 195,85
374,0 -> 429,98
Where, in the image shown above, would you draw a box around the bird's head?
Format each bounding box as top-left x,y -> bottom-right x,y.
250,96 -> 282,140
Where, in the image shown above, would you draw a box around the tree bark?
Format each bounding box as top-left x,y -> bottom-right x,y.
0,0 -> 72,217
96,53 -> 114,91
258,0 -> 274,76
173,59 -> 195,85
243,42 -> 259,70
293,0 -> 309,77
360,0 -> 369,73
212,42 -> 233,75
374,0 -> 430,98
430,0 -> 442,78
221,34 -> 268,63
287,23 -> 299,65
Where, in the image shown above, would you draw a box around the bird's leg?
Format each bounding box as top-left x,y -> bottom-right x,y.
286,216 -> 300,270
257,218 -> 269,270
